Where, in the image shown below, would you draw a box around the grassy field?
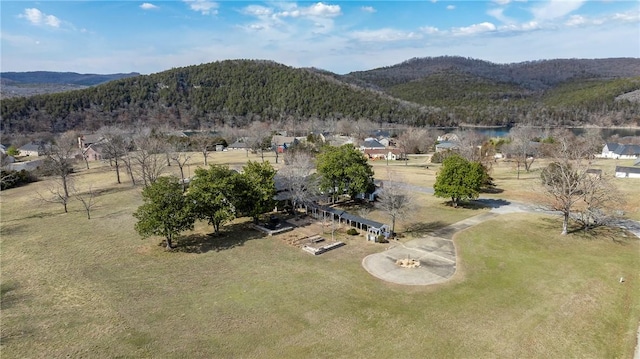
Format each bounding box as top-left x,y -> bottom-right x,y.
1,151 -> 639,358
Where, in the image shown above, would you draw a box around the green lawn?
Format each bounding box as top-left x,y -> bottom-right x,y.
1,155 -> 639,358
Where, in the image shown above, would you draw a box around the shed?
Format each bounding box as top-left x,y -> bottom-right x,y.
303,203 -> 390,238
615,166 -> 640,178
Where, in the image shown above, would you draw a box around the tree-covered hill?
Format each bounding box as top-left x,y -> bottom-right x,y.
2,57 -> 640,133
0,60 -> 432,133
0,71 -> 141,86
344,57 -> 640,127
344,56 -> 640,90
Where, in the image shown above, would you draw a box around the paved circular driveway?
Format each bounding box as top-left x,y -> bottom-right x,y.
362,236 -> 456,285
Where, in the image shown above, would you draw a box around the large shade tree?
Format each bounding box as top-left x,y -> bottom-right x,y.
233,161 -> 276,223
133,176 -> 194,249
433,154 -> 485,207
316,144 -> 374,202
187,165 -> 237,234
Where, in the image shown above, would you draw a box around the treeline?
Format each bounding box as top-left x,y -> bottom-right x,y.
2,58 -> 640,134
387,72 -> 640,127
344,56 -> 640,90
1,60 -> 432,134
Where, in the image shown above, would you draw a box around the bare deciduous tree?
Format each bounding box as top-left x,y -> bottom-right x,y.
279,151 -> 319,217
75,184 -> 98,219
41,132 -> 78,212
39,176 -> 74,213
502,125 -> 540,179
170,142 -> 192,192
540,130 -> 618,235
132,131 -> 166,187
375,175 -> 415,235
192,131 -> 216,166
98,126 -> 129,184
246,122 -> 272,162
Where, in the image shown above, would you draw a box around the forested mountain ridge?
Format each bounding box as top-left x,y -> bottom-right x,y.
2,57 -> 639,134
1,71 -> 141,99
1,71 -> 140,86
1,60 -> 433,133
343,56 -> 640,90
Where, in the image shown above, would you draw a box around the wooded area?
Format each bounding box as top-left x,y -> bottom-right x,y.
2,57 -> 639,134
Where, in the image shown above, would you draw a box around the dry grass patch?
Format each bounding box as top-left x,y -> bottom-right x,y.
2,154 -> 639,358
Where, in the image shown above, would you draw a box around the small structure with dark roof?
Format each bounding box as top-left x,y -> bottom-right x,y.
303,203 -> 390,241
615,166 -> 640,178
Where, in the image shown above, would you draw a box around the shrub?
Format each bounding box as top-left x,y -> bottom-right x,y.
377,235 -> 388,243
346,228 -> 359,235
0,169 -> 37,190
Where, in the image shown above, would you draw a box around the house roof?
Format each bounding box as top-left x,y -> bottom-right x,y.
228,138 -> 249,149
306,203 -> 387,230
615,166 -> 640,174
614,144 -> 640,156
605,142 -> 621,152
80,134 -> 104,144
19,143 -> 42,152
272,135 -> 300,147
361,139 -> 385,149
435,141 -> 459,149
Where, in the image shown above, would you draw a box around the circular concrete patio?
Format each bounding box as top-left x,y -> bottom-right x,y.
362,236 -> 456,285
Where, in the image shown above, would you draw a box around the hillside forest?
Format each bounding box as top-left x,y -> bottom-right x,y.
1,56 -> 639,135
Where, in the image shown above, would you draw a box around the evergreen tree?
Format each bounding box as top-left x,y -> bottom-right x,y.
433,154 -> 485,207
133,177 -> 194,249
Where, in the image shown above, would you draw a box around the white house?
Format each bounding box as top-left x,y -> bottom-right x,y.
18,143 -> 43,157
602,143 -> 640,159
615,166 -> 640,178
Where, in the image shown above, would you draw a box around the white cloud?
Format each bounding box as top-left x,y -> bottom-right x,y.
361,6 -> 376,13
243,5 -> 273,17
530,0 -> 585,21
612,11 -> 640,23
420,26 -> 441,34
277,2 -> 341,18
350,28 -> 422,42
492,0 -> 511,5
446,5 -> 455,10
498,21 -> 540,32
140,3 -> 158,10
20,8 -> 62,28
565,15 -> 586,26
452,22 -> 497,35
183,0 -> 218,15
487,8 -> 513,23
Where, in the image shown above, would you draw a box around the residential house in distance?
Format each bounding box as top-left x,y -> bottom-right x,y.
363,148 -> 404,161
78,134 -> 105,162
435,141 -> 459,152
601,143 -> 640,159
227,137 -> 250,150
272,135 -> 306,153
18,142 -> 43,157
359,138 -> 385,151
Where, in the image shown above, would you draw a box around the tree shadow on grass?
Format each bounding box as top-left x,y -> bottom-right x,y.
404,221 -> 448,237
473,198 -> 511,209
540,217 -> 635,244
174,223 -> 266,253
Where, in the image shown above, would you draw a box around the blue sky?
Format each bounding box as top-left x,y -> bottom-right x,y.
1,0 -> 639,74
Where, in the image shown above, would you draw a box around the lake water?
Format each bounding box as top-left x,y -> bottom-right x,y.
462,127 -> 640,139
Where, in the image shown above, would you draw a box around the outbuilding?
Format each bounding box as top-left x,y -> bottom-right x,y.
615,166 -> 640,178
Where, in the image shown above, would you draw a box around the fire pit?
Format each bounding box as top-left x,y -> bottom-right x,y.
396,256 -> 421,268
